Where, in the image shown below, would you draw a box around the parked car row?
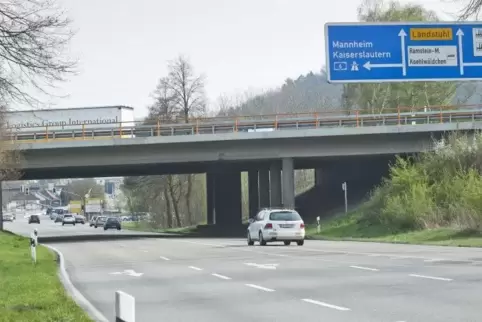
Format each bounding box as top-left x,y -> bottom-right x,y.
89,215 -> 121,230
50,212 -> 86,226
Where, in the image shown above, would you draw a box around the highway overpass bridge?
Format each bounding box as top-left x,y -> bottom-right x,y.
6,108 -> 482,227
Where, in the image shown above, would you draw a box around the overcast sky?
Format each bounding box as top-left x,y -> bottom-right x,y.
16,0 -> 464,118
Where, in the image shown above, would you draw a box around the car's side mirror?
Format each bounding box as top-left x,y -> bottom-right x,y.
248,218 -> 255,224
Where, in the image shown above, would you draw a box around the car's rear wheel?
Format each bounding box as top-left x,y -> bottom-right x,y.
247,231 -> 254,246
117,227 -> 121,230
62,223 -> 64,226
284,241 -> 291,246
259,231 -> 267,246
297,240 -> 304,246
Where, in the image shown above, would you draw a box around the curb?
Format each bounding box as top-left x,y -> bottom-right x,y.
44,245 -> 109,322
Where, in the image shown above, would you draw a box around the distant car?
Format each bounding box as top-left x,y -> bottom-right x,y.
62,214 -> 76,226
104,217 -> 121,231
55,215 -> 64,223
94,216 -> 107,228
247,208 -> 305,246
74,215 -> 85,224
28,214 -> 40,224
2,214 -> 14,222
89,216 -> 98,227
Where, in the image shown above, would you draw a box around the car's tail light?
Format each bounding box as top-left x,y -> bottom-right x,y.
300,223 -> 305,229
264,223 -> 273,229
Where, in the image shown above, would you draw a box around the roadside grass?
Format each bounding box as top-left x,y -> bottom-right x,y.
0,231 -> 92,322
123,221 -> 198,234
123,216 -> 482,247
305,214 -> 482,247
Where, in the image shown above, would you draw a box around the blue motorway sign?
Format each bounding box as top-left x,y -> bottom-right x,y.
325,22 -> 482,83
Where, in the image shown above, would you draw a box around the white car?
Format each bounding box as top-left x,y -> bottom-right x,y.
62,214 -> 76,226
247,208 -> 305,246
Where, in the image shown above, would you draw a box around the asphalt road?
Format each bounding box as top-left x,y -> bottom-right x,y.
3,213 -> 161,238
49,237 -> 482,322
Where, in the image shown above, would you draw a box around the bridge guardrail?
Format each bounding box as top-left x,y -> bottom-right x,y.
6,106 -> 482,144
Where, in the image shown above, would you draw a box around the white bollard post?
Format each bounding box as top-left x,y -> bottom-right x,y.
30,229 -> 38,264
115,291 -> 135,322
316,216 -> 320,234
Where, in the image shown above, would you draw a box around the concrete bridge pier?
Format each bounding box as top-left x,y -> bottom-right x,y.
258,169 -> 270,208
206,173 -> 215,225
205,170 -> 242,228
248,170 -> 259,219
270,162 -> 282,207
282,158 -> 295,209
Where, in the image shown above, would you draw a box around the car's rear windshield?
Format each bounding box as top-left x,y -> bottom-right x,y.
107,218 -> 117,222
269,211 -> 301,221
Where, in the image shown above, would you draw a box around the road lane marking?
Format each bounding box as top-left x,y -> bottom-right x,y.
245,284 -> 275,292
189,266 -> 203,271
409,274 -> 452,281
301,299 -> 350,311
159,256 -> 170,261
211,273 -> 231,280
349,265 -> 379,271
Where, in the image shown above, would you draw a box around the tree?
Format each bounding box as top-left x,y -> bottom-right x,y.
343,0 -> 471,114
457,0 -> 482,20
0,0 -> 75,231
159,55 -> 206,122
0,0 -> 76,105
154,55 -> 206,224
63,179 -> 104,206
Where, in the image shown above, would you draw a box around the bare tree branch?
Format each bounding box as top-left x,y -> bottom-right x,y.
0,0 -> 77,106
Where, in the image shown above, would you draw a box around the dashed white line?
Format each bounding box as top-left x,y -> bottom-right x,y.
159,256 -> 170,261
245,284 -> 275,292
409,274 -> 452,281
211,273 -> 231,280
189,266 -> 203,271
349,265 -> 379,272
301,298 -> 351,311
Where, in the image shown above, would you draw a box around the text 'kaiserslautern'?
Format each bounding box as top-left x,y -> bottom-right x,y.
331,41 -> 392,59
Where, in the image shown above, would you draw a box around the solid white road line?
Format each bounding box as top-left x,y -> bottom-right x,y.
349,265 -> 379,272
301,299 -> 351,311
245,284 -> 275,292
159,256 -> 170,261
189,266 -> 203,271
211,273 -> 231,280
409,274 -> 452,281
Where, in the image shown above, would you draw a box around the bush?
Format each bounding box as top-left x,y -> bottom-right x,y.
357,132 -> 482,232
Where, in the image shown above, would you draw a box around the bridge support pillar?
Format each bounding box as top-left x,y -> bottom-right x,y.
248,170 -> 259,219
282,158 -> 295,209
314,168 -> 323,186
270,162 -> 282,207
206,173 -> 215,225
214,171 -> 242,227
259,170 -> 270,208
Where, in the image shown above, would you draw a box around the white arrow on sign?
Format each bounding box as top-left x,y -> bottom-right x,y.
244,263 -> 279,270
364,28 -> 407,74
399,29 -> 407,76
457,28 -> 482,71
457,29 -> 465,75
109,269 -> 143,277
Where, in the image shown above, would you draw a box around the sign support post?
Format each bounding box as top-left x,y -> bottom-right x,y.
342,182 -> 348,214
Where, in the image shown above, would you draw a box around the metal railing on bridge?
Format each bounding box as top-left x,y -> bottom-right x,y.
6,105 -> 482,144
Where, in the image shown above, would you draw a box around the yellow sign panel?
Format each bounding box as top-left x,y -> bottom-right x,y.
69,200 -> 82,214
410,28 -> 453,41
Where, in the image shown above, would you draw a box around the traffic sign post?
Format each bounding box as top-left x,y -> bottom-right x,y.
325,22 -> 482,83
